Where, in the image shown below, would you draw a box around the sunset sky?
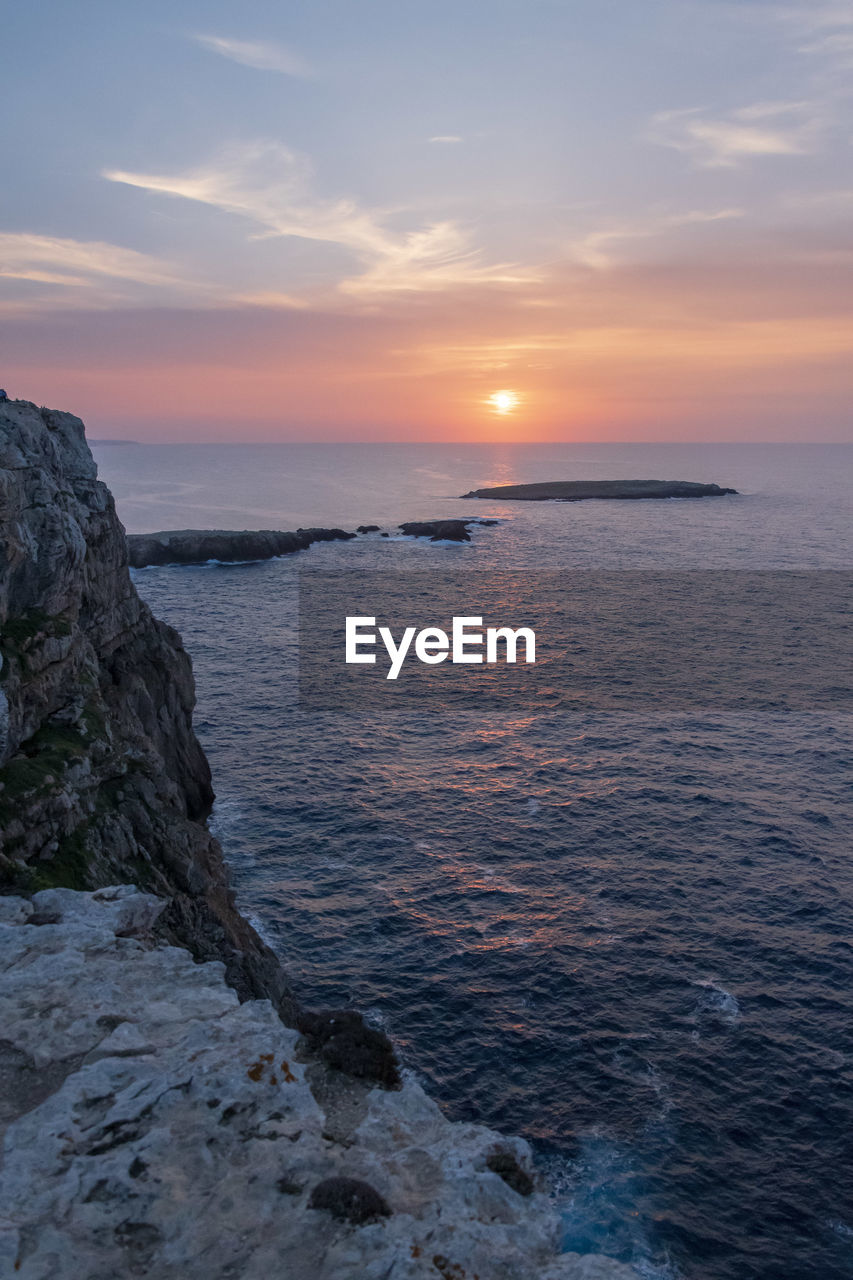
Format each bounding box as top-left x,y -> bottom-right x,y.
3,0 -> 853,440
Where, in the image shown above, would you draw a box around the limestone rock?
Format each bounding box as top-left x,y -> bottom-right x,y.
0,889 -> 636,1280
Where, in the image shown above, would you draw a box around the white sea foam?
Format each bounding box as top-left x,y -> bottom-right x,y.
248,912 -> 280,949
689,979 -> 741,1028
362,1005 -> 391,1032
632,1259 -> 684,1280
210,798 -> 255,864
543,1131 -> 683,1279
814,1047 -> 845,1070
205,557 -> 261,567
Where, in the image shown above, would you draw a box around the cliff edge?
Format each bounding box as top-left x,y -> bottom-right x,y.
0,399 -> 292,1013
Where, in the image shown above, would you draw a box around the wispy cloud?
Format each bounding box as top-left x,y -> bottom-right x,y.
570,209 -> 745,269
192,34 -> 312,77
229,290 -> 308,309
339,221 -> 531,296
0,232 -> 201,313
428,136 -> 463,144
779,2 -> 853,72
104,142 -> 534,297
782,2 -> 853,36
798,28 -> 853,67
0,233 -> 180,288
395,318 -> 853,384
782,187 -> 853,211
649,101 -> 824,167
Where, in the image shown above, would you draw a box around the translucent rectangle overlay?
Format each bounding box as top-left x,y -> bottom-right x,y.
297,570 -> 853,713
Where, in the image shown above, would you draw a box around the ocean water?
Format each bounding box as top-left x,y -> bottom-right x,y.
94,441 -> 853,1280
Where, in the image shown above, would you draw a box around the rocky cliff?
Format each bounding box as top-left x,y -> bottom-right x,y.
0,399 -> 292,1012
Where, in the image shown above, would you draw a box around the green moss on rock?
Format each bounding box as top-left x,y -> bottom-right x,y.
0,609 -> 72,679
0,720 -> 89,827
28,825 -> 93,892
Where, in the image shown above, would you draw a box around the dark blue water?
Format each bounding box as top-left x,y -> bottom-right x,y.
97,441 -> 853,1279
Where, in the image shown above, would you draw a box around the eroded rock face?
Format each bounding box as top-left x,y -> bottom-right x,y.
0,889 -> 637,1280
0,400 -> 294,1014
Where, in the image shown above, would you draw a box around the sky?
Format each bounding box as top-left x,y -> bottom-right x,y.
2,0 -> 853,441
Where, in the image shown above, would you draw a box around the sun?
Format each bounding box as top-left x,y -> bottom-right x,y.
487,389 -> 520,415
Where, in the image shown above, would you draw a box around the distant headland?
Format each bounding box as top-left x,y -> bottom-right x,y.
460,479 -> 738,501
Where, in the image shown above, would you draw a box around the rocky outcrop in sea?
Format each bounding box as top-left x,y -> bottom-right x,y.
127,526 -> 356,567
461,479 -> 737,501
0,398 -> 636,1278
398,518 -> 498,542
126,517 -> 500,565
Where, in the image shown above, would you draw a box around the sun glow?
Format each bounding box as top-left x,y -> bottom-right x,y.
487,389 -> 520,415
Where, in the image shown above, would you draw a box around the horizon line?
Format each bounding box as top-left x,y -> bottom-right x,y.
88,437 -> 853,447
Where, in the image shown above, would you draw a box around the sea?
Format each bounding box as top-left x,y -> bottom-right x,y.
93,440 -> 853,1280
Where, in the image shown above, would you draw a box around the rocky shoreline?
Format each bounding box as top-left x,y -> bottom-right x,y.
0,399 -> 636,1277
127,526 -> 357,568
127,517 -> 498,566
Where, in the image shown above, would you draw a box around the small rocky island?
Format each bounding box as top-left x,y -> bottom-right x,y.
460,479 -> 737,501
397,517 -> 497,542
